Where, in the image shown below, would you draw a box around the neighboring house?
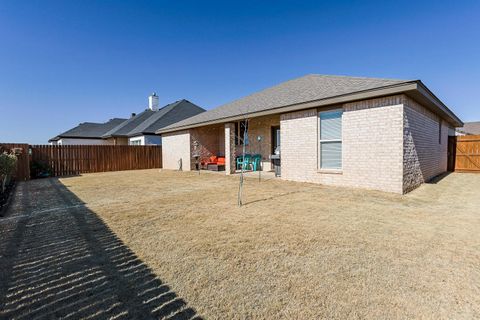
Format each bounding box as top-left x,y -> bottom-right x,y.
49,93 -> 205,145
456,121 -> 480,135
102,94 -> 205,145
157,74 -> 463,194
49,118 -> 127,145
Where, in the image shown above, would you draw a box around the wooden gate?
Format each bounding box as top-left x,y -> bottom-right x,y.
449,135 -> 480,172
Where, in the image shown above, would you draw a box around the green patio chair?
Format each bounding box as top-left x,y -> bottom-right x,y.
252,154 -> 262,171
237,154 -> 252,170
236,155 -> 243,170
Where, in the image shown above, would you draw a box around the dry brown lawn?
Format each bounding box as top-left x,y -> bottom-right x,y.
55,169 -> 480,319
3,169 -> 479,319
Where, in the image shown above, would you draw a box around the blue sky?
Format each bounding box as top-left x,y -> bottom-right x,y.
1,0 -> 479,143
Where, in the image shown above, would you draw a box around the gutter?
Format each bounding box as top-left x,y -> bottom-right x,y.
51,136 -> 105,140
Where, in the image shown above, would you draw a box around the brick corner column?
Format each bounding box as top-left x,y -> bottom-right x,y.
224,123 -> 236,174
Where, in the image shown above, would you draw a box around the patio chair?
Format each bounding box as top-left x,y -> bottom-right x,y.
252,154 -> 262,171
236,154 -> 252,170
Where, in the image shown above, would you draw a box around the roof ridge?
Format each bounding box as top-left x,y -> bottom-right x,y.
101,110 -> 153,137
127,100 -> 186,136
202,74 -> 410,116
306,73 -> 412,82
130,99 -> 205,136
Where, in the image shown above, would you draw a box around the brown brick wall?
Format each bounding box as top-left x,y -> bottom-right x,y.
190,124 -> 224,170
234,114 -> 280,170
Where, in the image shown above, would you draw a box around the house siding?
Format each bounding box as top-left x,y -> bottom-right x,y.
402,96 -> 449,193
106,137 -> 128,145
281,95 -> 404,193
162,130 -> 191,171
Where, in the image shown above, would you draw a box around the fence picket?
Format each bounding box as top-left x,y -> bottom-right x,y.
26,145 -> 161,178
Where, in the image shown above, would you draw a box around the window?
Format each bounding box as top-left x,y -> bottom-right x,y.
130,139 -> 142,146
235,120 -> 248,146
319,110 -> 342,170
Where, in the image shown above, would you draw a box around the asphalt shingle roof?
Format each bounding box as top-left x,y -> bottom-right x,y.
102,99 -> 205,138
128,100 -> 205,136
49,118 -> 127,141
159,74 -> 411,132
457,121 -> 480,135
102,110 -> 156,138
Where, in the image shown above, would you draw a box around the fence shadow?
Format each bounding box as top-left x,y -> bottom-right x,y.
0,178 -> 201,319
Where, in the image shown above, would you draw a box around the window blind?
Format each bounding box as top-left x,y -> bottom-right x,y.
320,111 -> 342,140
319,111 -> 342,169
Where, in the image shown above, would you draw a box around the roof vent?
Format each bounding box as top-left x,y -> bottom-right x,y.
149,92 -> 159,111
131,113 -> 136,118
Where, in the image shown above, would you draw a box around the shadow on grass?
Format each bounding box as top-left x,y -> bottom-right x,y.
0,178 -> 201,319
242,190 -> 303,206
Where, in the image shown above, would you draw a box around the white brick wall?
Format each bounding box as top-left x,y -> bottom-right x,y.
281,94 -> 451,193
281,96 -> 405,193
402,96 -> 449,192
225,123 -> 235,174
162,130 -> 191,171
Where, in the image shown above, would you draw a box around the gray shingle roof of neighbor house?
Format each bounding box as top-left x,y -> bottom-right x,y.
128,100 -> 205,137
157,74 -> 463,133
49,118 -> 127,142
456,121 -> 480,135
102,99 -> 205,138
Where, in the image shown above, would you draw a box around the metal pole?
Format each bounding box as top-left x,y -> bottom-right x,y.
257,135 -> 262,182
238,119 -> 248,207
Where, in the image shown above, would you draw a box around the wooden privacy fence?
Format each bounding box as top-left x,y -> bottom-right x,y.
30,145 -> 162,177
448,135 -> 480,172
1,144 -> 162,180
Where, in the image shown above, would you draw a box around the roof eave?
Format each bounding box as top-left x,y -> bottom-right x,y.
50,136 -> 105,140
407,81 -> 463,127
102,134 -> 129,139
127,132 -> 150,138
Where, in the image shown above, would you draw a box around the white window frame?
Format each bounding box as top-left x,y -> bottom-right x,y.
318,109 -> 343,171
129,139 -> 142,146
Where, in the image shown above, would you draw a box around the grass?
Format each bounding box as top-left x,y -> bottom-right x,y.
28,170 -> 480,318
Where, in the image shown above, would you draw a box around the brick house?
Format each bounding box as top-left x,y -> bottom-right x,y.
157,75 -> 463,194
